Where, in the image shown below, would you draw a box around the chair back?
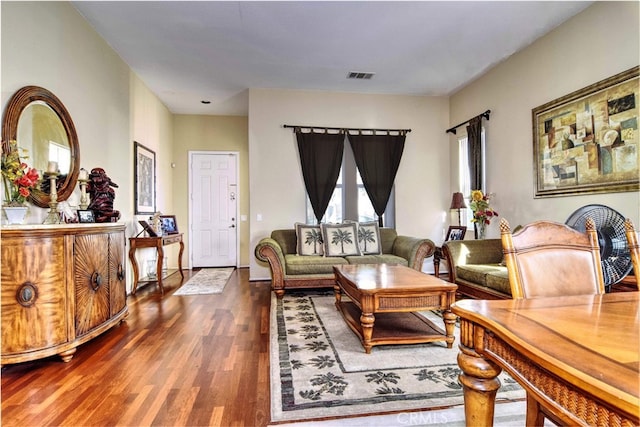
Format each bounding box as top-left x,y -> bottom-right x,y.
625,218 -> 639,282
500,218 -> 605,299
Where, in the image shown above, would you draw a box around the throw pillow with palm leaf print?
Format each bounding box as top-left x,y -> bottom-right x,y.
320,222 -> 361,257
355,221 -> 381,255
295,223 -> 324,256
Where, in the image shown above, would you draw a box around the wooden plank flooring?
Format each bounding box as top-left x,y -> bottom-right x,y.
1,268 -> 273,426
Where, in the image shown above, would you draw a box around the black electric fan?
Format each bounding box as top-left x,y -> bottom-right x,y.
565,204 -> 632,289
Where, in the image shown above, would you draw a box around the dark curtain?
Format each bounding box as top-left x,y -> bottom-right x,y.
348,132 -> 405,227
467,116 -> 483,192
467,115 -> 484,239
296,130 -> 344,224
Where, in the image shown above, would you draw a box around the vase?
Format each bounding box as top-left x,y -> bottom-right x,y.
476,222 -> 486,239
3,206 -> 28,225
146,259 -> 158,280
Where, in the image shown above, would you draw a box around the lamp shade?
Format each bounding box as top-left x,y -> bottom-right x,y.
450,192 -> 466,209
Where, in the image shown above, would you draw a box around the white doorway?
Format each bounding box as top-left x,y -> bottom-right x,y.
189,151 -> 239,268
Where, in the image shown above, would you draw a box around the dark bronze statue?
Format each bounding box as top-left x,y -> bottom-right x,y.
87,167 -> 121,222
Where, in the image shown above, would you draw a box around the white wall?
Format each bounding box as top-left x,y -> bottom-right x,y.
2,2 -> 175,292
249,89 -> 449,280
1,1 -> 130,224
449,1 -> 640,237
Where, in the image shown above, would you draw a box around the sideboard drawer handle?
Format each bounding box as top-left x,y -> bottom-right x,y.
117,263 -> 125,281
91,272 -> 102,291
16,282 -> 38,307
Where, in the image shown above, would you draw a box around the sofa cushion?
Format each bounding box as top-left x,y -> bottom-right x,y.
355,221 -> 382,255
285,254 -> 348,275
345,254 -> 408,266
271,229 -> 298,255
485,269 -> 512,295
321,223 -> 361,256
457,264 -> 508,288
379,228 -> 398,254
295,223 -> 324,256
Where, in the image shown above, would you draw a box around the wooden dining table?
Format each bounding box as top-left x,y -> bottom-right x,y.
452,292 -> 639,427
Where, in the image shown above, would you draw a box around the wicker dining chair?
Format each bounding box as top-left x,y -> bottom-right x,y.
499,217 -> 606,426
625,218 -> 639,287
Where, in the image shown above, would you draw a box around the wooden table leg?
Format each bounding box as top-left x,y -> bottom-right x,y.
359,294 -> 376,353
178,239 -> 185,278
333,278 -> 343,308
457,319 -> 502,427
129,242 -> 140,295
434,246 -> 442,278
359,312 -> 375,354
156,245 -> 164,294
443,310 -> 456,349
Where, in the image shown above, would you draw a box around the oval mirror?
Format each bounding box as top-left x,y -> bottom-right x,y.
2,86 -> 80,208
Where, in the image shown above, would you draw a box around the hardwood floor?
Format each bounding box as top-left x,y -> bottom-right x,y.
1,268 -> 273,427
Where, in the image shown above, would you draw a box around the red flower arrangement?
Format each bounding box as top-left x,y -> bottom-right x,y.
469,190 -> 498,226
2,140 -> 41,206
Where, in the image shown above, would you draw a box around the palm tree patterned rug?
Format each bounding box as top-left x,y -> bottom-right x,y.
173,267 -> 234,296
270,290 -> 524,423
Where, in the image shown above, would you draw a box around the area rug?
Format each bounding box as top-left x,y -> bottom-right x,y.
270,290 -> 524,423
173,267 -> 234,296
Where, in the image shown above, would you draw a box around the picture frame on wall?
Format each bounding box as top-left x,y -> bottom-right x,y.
160,215 -> 178,235
134,141 -> 156,214
445,226 -> 467,241
532,66 -> 639,198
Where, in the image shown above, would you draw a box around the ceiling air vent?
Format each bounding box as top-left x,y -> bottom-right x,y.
347,71 -> 375,80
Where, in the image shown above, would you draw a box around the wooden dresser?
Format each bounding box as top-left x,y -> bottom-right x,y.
1,223 -> 128,365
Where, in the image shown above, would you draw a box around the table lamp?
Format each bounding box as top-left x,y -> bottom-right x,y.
450,192 -> 466,225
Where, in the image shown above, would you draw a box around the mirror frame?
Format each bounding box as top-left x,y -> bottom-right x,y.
2,86 -> 80,208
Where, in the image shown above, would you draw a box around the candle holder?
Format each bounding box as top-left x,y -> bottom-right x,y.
78,178 -> 89,210
43,172 -> 60,225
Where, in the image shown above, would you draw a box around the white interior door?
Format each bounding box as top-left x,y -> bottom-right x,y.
190,152 -> 238,267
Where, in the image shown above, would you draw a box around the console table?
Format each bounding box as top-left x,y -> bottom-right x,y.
129,233 -> 184,294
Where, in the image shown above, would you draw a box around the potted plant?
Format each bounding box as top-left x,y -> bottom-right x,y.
1,140 -> 41,224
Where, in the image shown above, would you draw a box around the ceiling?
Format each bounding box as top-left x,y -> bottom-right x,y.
72,1 -> 593,116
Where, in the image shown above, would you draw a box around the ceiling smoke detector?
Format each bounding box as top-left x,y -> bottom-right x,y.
347,71 -> 375,80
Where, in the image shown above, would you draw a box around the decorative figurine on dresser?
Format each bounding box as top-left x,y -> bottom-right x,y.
87,167 -> 121,222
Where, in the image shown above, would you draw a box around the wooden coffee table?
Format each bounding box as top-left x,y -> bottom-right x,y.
333,264 -> 458,354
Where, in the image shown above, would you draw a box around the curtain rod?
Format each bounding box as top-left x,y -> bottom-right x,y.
445,110 -> 491,135
283,124 -> 411,134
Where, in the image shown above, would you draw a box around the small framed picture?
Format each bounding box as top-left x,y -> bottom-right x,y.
77,210 -> 95,223
446,226 -> 467,241
160,215 -> 178,235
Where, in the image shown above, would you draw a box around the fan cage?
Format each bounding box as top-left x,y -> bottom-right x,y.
565,204 -> 632,288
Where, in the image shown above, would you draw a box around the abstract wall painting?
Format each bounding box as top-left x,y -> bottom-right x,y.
532,67 -> 639,197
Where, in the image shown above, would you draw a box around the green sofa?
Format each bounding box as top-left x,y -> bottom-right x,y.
255,227 -> 435,298
442,239 -> 511,299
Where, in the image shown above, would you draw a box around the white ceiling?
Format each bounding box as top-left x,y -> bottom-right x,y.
72,1 -> 593,116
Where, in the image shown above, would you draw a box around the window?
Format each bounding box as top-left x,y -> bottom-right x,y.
305,145 -> 395,225
49,141 -> 71,174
